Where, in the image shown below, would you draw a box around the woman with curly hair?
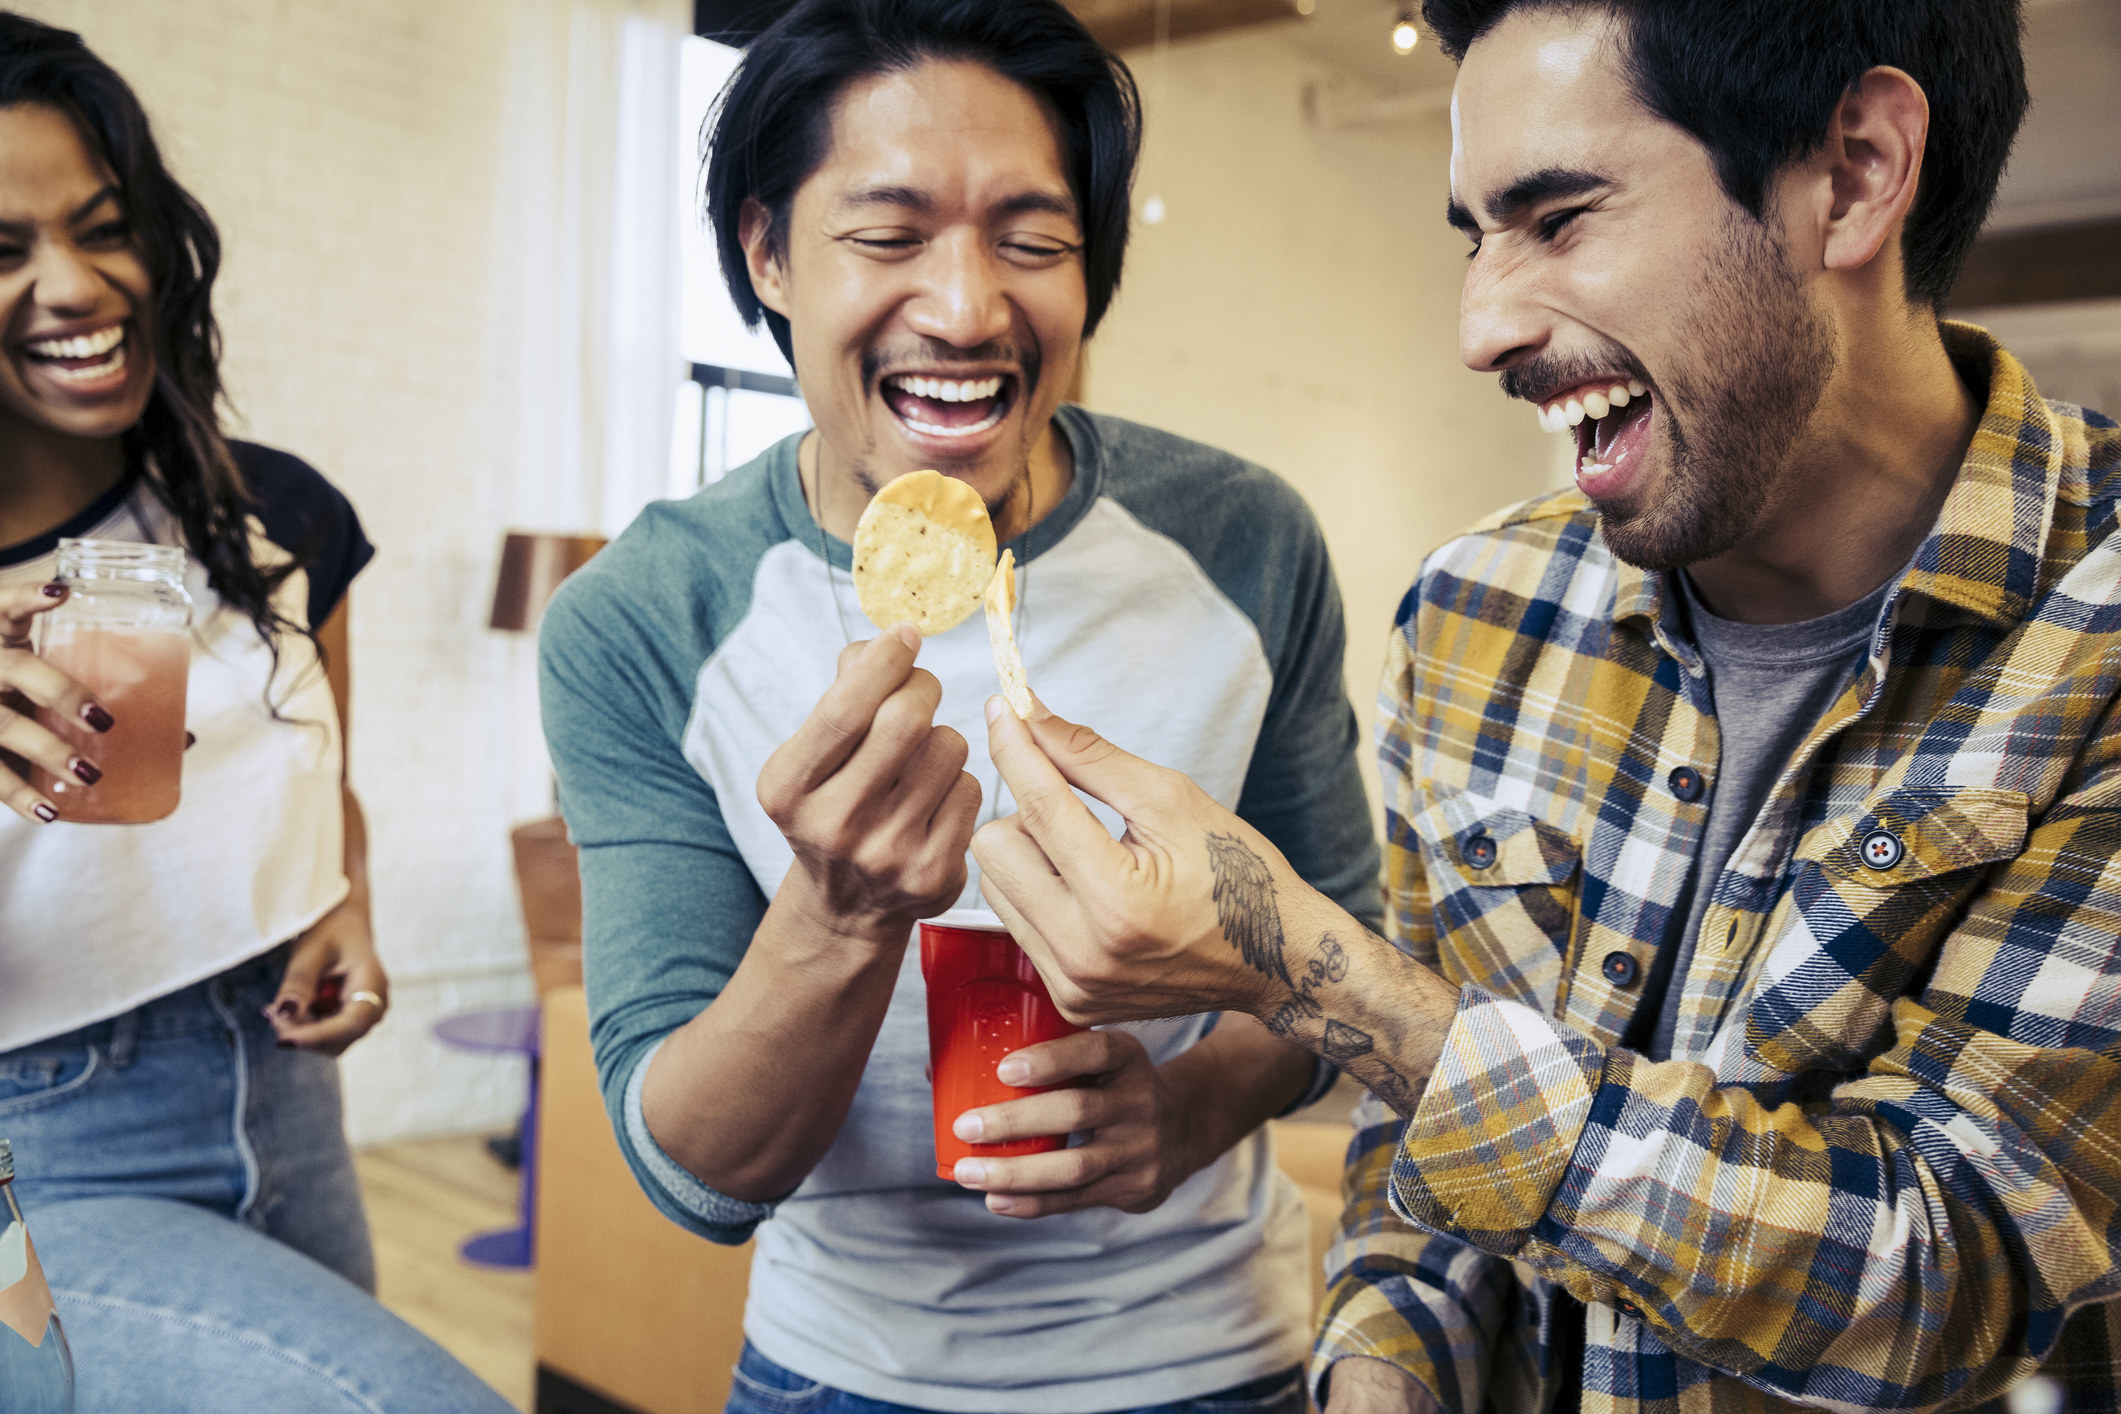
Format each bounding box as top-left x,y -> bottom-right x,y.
0,13 -> 512,1411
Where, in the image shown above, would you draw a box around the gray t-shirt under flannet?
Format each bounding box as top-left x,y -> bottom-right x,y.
1641,570 -> 1895,1061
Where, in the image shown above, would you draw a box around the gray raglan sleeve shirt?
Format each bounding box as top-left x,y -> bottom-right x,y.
541,417 -> 1381,1245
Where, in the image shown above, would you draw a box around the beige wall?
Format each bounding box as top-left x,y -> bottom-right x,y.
16,0 -> 541,1143
1085,25 -> 1567,799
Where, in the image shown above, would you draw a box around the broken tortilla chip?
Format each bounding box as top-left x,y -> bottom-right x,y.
985,549 -> 1032,720
851,470 -> 998,636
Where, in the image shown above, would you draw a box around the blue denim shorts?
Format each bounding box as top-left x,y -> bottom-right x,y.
0,948 -> 515,1413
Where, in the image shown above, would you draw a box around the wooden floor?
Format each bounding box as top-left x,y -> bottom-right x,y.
354,1136 -> 536,1412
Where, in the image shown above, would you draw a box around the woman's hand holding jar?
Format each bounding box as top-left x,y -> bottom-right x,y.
0,580 -> 111,823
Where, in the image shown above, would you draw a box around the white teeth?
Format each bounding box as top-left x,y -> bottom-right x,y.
898,402 -> 1007,439
39,343 -> 127,384
889,374 -> 1003,403
25,324 -> 125,361
1543,380 -> 1647,433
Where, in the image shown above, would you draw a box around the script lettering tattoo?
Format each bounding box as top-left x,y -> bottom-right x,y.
1265,932 -> 1352,1036
1206,831 -> 1296,990
1263,995 -> 1317,1036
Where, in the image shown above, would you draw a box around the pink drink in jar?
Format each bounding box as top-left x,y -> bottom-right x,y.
30,539 -> 192,825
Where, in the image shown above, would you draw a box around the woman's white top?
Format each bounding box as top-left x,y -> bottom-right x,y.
0,447 -> 368,1050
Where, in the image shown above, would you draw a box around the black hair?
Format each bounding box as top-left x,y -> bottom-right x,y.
704,0 -> 1142,364
0,12 -> 307,661
1421,0 -> 2028,309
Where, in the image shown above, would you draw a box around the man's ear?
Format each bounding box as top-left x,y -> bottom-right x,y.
1814,65 -> 1930,276
739,196 -> 793,318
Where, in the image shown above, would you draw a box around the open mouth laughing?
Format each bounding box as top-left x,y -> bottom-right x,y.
1536,375 -> 1654,498
21,321 -> 129,390
879,371 -> 1017,443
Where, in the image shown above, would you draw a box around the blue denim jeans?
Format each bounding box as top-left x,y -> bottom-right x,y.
0,947 -> 514,1413
724,1342 -> 1311,1414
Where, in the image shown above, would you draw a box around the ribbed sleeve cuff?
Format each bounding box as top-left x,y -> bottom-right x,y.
623,1039 -> 779,1237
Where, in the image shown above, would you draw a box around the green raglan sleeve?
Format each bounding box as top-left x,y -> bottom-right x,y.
538,522 -> 776,1243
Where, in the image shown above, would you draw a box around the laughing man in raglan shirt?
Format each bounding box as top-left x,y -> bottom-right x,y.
538,2 -> 1384,1411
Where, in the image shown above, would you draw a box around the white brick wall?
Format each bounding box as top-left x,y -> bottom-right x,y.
20,0 -> 548,1143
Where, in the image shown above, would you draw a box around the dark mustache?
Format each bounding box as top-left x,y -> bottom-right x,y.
863,338 -> 1042,396
1500,347 -> 1650,406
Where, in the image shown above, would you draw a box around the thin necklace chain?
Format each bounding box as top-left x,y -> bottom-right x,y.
808,455 -> 1030,836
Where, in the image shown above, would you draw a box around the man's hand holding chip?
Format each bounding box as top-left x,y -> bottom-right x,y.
757,624 -> 983,942
973,695 -> 1461,1119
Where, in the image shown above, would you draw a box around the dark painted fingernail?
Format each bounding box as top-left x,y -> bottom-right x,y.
276,1039 -> 297,1050
40,581 -> 66,599
70,757 -> 101,785
81,703 -> 114,733
32,803 -> 57,823
185,732 -> 197,750
275,999 -> 301,1022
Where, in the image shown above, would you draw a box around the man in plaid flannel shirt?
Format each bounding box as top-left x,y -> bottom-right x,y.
973,0 -> 2121,1410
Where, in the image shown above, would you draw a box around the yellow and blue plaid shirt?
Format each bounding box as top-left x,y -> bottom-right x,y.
1315,328 -> 2121,1412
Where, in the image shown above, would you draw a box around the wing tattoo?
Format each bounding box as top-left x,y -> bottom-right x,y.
1206,831 -> 1296,991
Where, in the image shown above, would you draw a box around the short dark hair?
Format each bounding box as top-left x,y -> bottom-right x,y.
704,0 -> 1141,365
1422,0 -> 2028,309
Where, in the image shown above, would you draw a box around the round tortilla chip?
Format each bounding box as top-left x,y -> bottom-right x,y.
852,470 -> 998,636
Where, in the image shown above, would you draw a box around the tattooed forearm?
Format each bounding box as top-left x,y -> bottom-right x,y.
1265,924 -> 1437,1116
1263,932 -> 1348,1035
1206,832 -> 1296,989
1321,1019 -> 1372,1060
1202,830 -> 1446,1117
1319,1019 -> 1418,1110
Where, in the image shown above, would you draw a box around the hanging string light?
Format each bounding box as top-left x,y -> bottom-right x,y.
1391,8 -> 1420,54
1139,0 -> 1172,225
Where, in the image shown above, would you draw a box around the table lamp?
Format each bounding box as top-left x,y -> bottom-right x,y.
488,531 -> 606,632
489,531 -> 605,996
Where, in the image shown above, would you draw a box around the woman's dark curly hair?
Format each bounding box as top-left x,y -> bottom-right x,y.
0,11 -> 304,659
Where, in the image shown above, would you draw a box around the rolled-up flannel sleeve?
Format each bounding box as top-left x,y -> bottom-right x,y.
1311,1092 -> 1518,1409
1391,788 -> 2121,1411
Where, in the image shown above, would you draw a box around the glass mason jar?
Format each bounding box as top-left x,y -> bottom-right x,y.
32,538 -> 194,824
0,1138 -> 76,1412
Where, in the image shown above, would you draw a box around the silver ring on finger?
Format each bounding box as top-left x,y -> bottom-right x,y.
347,990 -> 386,1014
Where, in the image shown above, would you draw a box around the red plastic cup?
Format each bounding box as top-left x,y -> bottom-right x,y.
920,909 -> 1085,1181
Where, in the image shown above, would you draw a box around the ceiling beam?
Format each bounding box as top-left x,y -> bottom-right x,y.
1949,220 -> 2121,309
1064,0 -> 1307,51
696,0 -> 1306,50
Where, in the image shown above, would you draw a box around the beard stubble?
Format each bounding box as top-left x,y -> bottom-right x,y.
1596,213 -> 1837,572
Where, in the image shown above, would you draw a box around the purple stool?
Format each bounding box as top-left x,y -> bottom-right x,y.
433,1005 -> 542,1268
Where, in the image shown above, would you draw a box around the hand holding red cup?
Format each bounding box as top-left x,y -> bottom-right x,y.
919,908 -> 1084,1180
